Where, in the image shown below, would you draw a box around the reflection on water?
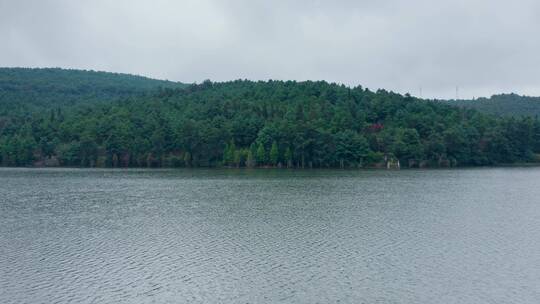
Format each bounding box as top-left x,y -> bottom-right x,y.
1,168 -> 540,303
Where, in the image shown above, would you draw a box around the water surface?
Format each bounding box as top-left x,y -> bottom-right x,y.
1,168 -> 539,303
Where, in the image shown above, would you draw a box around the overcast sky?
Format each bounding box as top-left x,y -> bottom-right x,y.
1,0 -> 539,99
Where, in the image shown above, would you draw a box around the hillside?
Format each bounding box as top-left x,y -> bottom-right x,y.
1,76 -> 539,168
439,94 -> 540,117
0,67 -> 186,114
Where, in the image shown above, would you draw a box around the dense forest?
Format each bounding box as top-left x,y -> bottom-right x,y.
440,93 -> 540,117
1,68 -> 540,168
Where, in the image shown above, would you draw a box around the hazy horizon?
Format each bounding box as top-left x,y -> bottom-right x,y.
2,0 -> 540,99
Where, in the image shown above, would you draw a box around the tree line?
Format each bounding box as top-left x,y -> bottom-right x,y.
1,77 -> 540,168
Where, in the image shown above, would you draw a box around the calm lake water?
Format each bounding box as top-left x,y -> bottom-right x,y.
1,168 -> 539,303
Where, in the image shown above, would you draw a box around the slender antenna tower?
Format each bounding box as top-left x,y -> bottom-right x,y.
455,86 -> 459,100
419,87 -> 423,98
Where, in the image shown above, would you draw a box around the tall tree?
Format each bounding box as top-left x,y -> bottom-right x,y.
270,141 -> 279,166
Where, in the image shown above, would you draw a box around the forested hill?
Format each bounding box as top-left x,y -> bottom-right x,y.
1,77 -> 539,168
0,68 -> 186,114
439,94 -> 540,117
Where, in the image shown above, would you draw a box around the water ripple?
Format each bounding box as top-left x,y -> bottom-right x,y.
1,168 -> 540,303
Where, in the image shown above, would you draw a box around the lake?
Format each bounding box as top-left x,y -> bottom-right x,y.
1,168 -> 539,303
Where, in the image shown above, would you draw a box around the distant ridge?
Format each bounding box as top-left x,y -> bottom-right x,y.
0,67 -> 186,113
3,67 -> 540,118
439,93 -> 540,117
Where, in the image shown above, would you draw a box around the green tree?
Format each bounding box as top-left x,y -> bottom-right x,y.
270,141 -> 279,166
246,149 -> 255,168
256,142 -> 266,166
223,140 -> 236,166
284,147 -> 293,168
335,130 -> 370,167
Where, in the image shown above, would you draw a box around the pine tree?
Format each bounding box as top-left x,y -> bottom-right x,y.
183,151 -> 191,167
223,140 -> 236,165
246,150 -> 255,168
256,142 -> 266,166
233,149 -> 243,167
285,147 -> 293,168
223,142 -> 230,165
270,141 -> 279,166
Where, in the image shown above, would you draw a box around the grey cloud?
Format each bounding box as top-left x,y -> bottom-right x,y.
1,0 -> 539,99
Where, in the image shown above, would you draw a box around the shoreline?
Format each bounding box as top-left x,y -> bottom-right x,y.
2,163 -> 540,170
